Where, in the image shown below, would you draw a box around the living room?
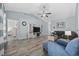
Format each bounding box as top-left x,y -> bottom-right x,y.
0,3 -> 79,56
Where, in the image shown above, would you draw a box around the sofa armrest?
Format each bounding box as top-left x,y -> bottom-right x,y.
48,42 -> 69,56
56,39 -> 69,47
43,42 -> 48,50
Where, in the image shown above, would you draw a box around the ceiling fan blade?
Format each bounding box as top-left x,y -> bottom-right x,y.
37,13 -> 42,15
45,13 -> 52,14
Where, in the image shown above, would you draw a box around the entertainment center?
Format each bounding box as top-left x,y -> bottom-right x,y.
27,23 -> 42,39
33,27 -> 41,37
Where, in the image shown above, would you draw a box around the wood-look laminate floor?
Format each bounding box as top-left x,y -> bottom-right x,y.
5,36 -> 48,56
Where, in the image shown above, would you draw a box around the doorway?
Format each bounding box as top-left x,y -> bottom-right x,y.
5,18 -> 18,55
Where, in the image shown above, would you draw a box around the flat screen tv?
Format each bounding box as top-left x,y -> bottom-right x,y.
33,27 -> 40,32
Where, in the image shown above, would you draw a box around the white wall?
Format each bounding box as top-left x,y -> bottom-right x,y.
76,3 -> 79,36
16,19 -> 28,39
78,4 -> 79,30
47,3 -> 77,33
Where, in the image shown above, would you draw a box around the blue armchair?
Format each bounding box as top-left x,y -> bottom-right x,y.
43,38 -> 79,56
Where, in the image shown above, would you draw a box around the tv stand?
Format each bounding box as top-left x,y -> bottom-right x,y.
37,32 -> 40,37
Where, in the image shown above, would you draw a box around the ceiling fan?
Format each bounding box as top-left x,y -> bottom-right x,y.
37,5 -> 52,18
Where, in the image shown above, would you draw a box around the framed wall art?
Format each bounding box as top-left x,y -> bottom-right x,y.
56,22 -> 65,28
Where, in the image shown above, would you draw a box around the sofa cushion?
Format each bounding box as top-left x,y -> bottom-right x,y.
65,38 -> 79,56
56,39 -> 69,47
48,42 -> 68,56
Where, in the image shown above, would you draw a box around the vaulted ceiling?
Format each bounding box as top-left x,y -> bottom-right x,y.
4,3 -> 77,20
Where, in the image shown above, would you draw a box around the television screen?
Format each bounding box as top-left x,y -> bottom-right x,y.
33,27 -> 40,32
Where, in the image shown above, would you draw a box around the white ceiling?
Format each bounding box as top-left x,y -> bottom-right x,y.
4,3 -> 76,19
4,3 -> 41,13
